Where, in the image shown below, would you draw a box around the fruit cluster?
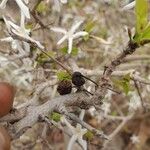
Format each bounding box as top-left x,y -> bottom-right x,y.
57,71 -> 96,95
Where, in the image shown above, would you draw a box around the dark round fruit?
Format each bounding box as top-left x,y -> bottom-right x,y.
57,80 -> 72,95
72,72 -> 85,87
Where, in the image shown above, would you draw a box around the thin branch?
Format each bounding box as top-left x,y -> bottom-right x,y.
133,79 -> 146,111
9,32 -> 72,75
91,41 -> 139,103
125,55 -> 150,62
63,112 -> 108,139
12,92 -> 91,133
132,74 -> 150,85
30,0 -> 48,29
108,115 -> 133,139
102,115 -> 133,149
39,115 -> 84,149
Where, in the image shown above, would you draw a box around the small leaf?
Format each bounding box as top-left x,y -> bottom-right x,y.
135,0 -> 148,34
60,46 -> 68,54
84,131 -> 94,140
84,21 -> 96,33
83,34 -> 90,41
71,47 -> 79,56
57,71 -> 71,81
134,23 -> 150,43
122,81 -> 130,95
36,2 -> 48,13
25,23 -> 34,30
50,112 -> 62,122
123,73 -> 131,82
60,46 -> 79,56
113,74 -> 131,95
98,27 -> 108,39
83,20 -> 96,41
122,73 -> 132,95
111,111 -> 117,116
140,24 -> 150,40
36,51 -> 55,65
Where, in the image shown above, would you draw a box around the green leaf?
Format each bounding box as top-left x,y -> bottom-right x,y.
123,73 -> 131,82
36,2 -> 48,13
50,112 -> 62,122
71,47 -> 79,56
36,51 -> 55,65
98,26 -> 108,39
122,81 -> 130,95
57,71 -> 71,81
83,20 -> 96,41
134,23 -> 150,43
140,24 -> 150,40
25,23 -> 34,30
60,46 -> 68,54
135,0 -> 149,34
60,46 -> 79,56
83,34 -> 90,41
113,74 -> 131,95
84,131 -> 94,140
111,111 -> 117,116
84,21 -> 96,33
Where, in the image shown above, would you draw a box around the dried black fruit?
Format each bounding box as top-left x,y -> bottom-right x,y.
57,80 -> 72,95
72,71 -> 98,88
72,72 -> 85,87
